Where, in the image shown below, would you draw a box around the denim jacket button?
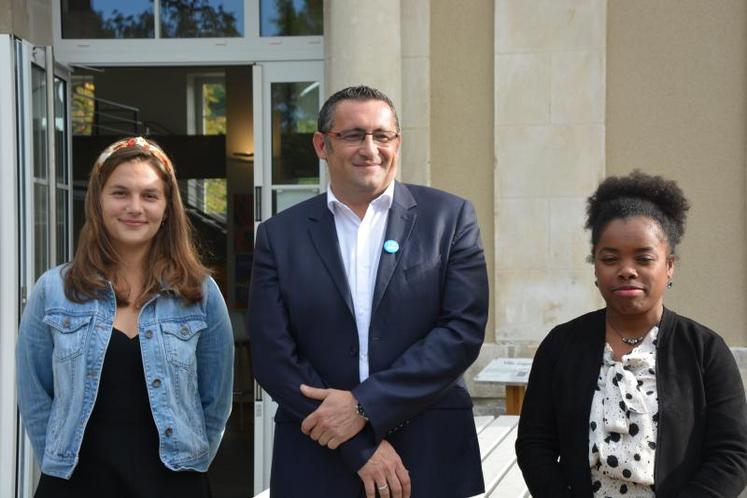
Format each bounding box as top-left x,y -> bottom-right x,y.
152,379 -> 162,388
180,325 -> 189,336
63,318 -> 71,328
145,330 -> 153,339
165,427 -> 173,437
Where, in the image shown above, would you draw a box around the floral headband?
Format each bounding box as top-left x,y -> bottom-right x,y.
95,136 -> 173,172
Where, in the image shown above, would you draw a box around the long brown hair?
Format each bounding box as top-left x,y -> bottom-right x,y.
65,137 -> 210,307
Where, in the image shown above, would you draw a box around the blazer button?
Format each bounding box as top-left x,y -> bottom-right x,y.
145,329 -> 153,339
165,427 -> 173,437
152,379 -> 162,388
349,346 -> 358,357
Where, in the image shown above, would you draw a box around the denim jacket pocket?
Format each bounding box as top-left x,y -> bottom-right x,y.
43,311 -> 92,361
161,319 -> 207,370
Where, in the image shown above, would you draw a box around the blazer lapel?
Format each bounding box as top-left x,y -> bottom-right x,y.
307,196 -> 355,317
372,182 -> 417,314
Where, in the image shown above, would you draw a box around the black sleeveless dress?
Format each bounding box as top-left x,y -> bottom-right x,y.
35,328 -> 212,498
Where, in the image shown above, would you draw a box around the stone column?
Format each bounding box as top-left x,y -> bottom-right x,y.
399,0 -> 430,185
0,0 -> 53,45
324,0 -> 401,106
493,0 -> 607,346
324,0 -> 434,182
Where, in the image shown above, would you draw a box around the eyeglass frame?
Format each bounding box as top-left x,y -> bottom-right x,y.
321,129 -> 401,146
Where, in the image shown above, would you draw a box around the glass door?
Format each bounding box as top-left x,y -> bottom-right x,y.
12,38 -> 73,498
252,60 -> 323,494
0,33 -> 21,498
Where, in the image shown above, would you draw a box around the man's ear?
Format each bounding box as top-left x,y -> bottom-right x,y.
312,131 -> 327,160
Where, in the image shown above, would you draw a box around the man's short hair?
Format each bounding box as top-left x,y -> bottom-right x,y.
317,85 -> 400,133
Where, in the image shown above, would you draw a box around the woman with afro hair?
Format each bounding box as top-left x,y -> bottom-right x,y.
516,171 -> 747,497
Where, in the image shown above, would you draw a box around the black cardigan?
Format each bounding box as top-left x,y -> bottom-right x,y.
516,308 -> 747,498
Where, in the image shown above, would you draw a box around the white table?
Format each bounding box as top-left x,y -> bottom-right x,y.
474,358 -> 533,415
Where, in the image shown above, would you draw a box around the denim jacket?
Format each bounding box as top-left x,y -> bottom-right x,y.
16,265 -> 234,479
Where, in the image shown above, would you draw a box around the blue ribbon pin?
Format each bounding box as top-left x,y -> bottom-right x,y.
383,240 -> 399,254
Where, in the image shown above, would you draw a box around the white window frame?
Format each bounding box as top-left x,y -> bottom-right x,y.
3,38 -> 74,498
252,60 -> 324,495
0,33 -> 21,498
52,0 -> 323,66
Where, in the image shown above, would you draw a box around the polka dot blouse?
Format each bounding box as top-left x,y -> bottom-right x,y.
588,326 -> 659,497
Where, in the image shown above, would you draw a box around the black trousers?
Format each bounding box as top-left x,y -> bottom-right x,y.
34,441 -> 212,498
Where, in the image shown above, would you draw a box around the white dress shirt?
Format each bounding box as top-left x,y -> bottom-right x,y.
327,181 -> 395,381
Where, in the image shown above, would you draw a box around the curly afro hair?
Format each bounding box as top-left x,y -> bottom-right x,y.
585,170 -> 690,256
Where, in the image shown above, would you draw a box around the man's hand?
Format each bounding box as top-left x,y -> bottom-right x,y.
300,384 -> 366,449
357,440 -> 411,498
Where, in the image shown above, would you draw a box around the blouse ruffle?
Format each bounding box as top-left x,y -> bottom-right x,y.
588,326 -> 659,497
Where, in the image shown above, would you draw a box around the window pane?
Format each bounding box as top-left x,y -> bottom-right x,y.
34,183 -> 49,280
61,0 -> 155,39
161,0 -> 243,38
260,0 -> 322,37
179,179 -> 227,223
270,81 -> 319,185
56,189 -> 69,263
32,66 -> 47,180
55,78 -> 68,183
204,179 -> 227,216
272,188 -> 318,215
202,82 -> 226,135
71,76 -> 95,136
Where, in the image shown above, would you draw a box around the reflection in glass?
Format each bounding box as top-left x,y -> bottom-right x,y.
272,188 -> 319,215
61,0 -> 155,39
32,66 -> 47,179
195,78 -> 227,134
179,179 -> 227,223
56,189 -> 69,264
71,76 -> 95,136
161,0 -> 243,38
54,78 -> 68,183
35,183 -> 49,280
271,81 -> 319,185
260,0 -> 322,37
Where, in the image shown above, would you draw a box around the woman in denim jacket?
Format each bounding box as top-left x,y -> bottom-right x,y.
17,137 -> 234,498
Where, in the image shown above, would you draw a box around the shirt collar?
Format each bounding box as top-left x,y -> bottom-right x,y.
326,181 -> 395,215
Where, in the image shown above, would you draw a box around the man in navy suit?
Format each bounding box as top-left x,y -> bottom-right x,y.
248,86 -> 488,498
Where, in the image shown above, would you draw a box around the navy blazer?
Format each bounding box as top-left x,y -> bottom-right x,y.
248,182 -> 489,497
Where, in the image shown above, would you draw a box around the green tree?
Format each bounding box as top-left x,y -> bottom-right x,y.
160,0 -> 240,37
202,82 -> 226,135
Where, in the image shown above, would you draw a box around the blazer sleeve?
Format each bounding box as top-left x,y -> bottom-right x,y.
351,199 -> 488,441
515,326 -> 572,498
248,222 -> 377,471
679,334 -> 747,498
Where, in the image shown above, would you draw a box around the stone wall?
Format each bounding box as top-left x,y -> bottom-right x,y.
493,0 -> 607,349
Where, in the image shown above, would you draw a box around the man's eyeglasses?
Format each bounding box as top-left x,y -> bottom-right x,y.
322,129 -> 400,146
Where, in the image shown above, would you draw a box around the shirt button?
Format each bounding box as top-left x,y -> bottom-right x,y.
152,379 -> 162,388
165,427 -> 173,437
349,346 -> 358,357
145,329 -> 153,339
